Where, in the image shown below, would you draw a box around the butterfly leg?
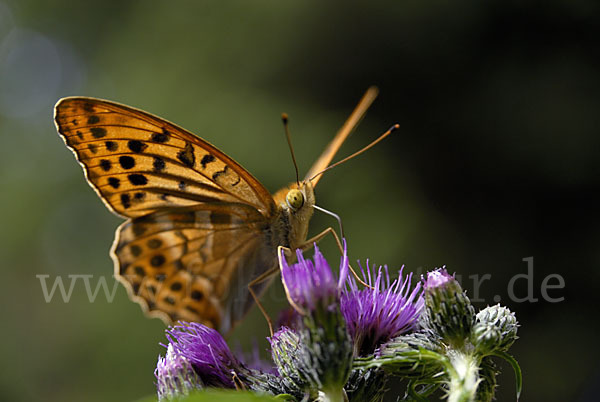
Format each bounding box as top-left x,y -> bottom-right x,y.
299,227 -> 373,289
247,262 -> 286,337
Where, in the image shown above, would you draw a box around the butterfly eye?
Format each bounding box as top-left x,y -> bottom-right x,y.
285,189 -> 304,211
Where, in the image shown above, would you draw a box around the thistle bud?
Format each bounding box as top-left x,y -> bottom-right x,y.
421,268 -> 475,347
155,344 -> 202,401
472,304 -> 518,353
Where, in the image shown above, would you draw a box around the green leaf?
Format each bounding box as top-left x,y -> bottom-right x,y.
493,351 -> 522,401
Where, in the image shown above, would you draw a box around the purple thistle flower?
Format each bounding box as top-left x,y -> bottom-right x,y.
423,267 -> 454,290
279,241 -> 349,313
341,262 -> 424,356
279,242 -> 354,393
165,322 -> 241,388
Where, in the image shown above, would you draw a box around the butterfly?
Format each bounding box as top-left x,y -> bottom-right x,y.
54,88 -> 389,333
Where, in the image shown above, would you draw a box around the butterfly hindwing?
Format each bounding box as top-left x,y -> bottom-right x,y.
112,203 -> 278,331
54,97 -> 276,218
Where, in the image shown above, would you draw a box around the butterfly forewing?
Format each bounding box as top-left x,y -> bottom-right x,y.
54,97 -> 275,218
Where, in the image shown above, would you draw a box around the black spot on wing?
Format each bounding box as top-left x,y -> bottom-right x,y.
191,290 -> 204,301
105,141 -> 117,151
87,115 -> 100,124
151,255 -> 166,267
128,174 -> 148,186
90,127 -> 107,138
88,143 -> 98,154
200,154 -> 215,169
151,129 -> 169,143
212,165 -> 228,181
119,156 -> 135,169
121,193 -> 131,209
130,245 -> 142,257
153,157 -> 166,172
100,159 -> 111,171
177,142 -> 195,168
108,177 -> 120,189
127,140 -> 148,153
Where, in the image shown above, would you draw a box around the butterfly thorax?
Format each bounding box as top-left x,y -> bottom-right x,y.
272,181 -> 315,250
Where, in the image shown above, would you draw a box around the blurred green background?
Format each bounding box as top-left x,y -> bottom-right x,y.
1,1 -> 598,401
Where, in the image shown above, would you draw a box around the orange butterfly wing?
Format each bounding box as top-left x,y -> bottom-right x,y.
54,97 -> 276,218
112,203 -> 277,331
54,97 -> 279,331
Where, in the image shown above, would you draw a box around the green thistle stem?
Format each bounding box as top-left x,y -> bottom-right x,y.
318,387 -> 348,402
447,350 -> 479,402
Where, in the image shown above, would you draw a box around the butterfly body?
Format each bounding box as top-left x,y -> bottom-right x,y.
54,97 -> 319,333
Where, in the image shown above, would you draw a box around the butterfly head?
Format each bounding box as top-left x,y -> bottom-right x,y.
282,180 -> 315,212
273,180 -> 315,247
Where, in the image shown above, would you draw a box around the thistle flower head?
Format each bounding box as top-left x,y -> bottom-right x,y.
165,322 -> 241,388
280,242 -> 348,313
341,263 -> 424,356
279,242 -> 353,393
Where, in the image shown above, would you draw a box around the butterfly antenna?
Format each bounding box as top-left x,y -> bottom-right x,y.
282,113 -> 300,186
308,123 -> 400,183
304,86 -> 379,187
313,204 -> 344,238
